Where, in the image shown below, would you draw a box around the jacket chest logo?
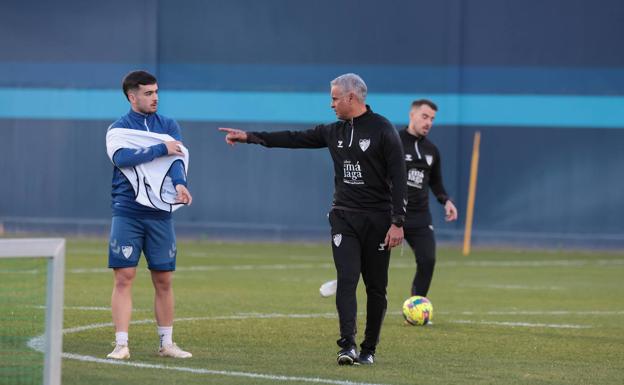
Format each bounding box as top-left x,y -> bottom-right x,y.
359,138 -> 370,152
425,155 -> 433,166
337,140 -> 343,148
407,168 -> 424,189
405,154 -> 413,161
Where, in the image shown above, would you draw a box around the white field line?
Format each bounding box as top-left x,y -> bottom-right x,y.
67,263 -> 334,274
0,269 -> 41,274
62,258 -> 624,274
28,313 -> 389,385
440,259 -> 624,267
450,320 -> 591,329
30,312 -> 596,344
5,259 -> 624,274
33,305 -> 110,311
31,305 -> 150,312
457,284 -> 564,290
65,247 -> 624,264
26,306 -> 624,316
35,311 -> 597,337
67,248 -> 323,260
442,310 -> 624,316
61,353 -> 392,385
27,311 -> 595,384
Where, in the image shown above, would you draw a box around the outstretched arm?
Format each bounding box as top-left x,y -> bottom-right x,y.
219,128 -> 248,146
218,126 -> 327,149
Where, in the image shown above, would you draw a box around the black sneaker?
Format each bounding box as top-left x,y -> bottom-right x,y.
357,351 -> 375,365
337,347 -> 358,366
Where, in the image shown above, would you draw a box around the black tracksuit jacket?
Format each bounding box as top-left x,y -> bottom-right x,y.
247,106 -> 407,222
399,128 -> 450,228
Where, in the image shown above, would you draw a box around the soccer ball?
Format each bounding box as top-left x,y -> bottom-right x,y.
402,296 -> 433,325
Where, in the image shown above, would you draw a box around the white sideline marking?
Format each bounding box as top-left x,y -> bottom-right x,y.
68,248 -> 322,260
31,306 -> 618,316
451,320 -> 591,329
28,333 -> 389,385
62,353 -> 390,385
440,259 -> 624,267
61,313 -> 339,335
445,310 -> 624,316
35,305 -> 111,311
31,305 -> 149,312
57,312 -> 595,335
0,268 -> 41,274
29,313 -> 390,385
68,263 -> 334,274
458,284 -> 564,290
65,258 -> 624,274
27,311 -> 594,384
33,305 -> 108,311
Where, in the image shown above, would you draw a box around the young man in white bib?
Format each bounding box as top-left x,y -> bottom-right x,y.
105,70 -> 193,360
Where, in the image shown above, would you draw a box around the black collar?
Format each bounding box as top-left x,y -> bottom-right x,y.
404,126 -> 424,141
351,105 -> 373,122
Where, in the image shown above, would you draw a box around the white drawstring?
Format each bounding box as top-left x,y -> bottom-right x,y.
414,140 -> 421,159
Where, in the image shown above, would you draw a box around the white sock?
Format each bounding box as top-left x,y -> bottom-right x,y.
158,326 -> 173,347
115,331 -> 128,346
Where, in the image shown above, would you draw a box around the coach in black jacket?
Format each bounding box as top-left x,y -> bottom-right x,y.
400,99 -> 458,298
219,73 -> 407,366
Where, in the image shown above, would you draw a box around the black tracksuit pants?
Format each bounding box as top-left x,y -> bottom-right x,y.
329,209 -> 391,354
404,225 -> 436,297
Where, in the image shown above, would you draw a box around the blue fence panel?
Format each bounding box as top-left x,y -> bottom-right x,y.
1,0 -> 623,247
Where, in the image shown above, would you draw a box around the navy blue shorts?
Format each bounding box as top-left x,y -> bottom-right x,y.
108,216 -> 177,271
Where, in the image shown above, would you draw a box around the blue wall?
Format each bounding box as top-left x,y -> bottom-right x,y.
1,0 -> 623,246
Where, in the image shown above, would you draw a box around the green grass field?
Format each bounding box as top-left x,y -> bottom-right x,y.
2,239 -> 624,385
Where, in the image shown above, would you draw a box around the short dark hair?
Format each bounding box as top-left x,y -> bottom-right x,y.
122,70 -> 157,101
411,99 -> 438,111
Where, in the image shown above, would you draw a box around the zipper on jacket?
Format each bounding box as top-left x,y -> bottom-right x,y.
144,117 -> 150,132
414,140 -> 422,159
348,119 -> 354,147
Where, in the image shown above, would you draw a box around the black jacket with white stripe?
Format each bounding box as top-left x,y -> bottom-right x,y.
246,106 -> 407,223
399,128 -> 450,228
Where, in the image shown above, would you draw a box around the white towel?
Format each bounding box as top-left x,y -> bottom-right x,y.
106,128 -> 189,212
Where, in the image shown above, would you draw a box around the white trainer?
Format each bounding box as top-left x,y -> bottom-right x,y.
106,343 -> 130,360
158,343 -> 192,358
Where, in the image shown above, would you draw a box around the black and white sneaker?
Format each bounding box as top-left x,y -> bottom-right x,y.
357,351 -> 375,365
337,347 -> 358,366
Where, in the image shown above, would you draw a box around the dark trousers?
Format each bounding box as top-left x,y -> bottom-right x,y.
329,209 -> 391,354
404,225 -> 436,297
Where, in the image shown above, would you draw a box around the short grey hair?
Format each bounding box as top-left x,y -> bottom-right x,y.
330,73 -> 367,102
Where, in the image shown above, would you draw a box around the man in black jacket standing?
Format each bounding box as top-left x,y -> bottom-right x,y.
399,99 -> 458,299
219,73 -> 407,366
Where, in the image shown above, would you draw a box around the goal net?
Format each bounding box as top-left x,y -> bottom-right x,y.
0,239 -> 65,385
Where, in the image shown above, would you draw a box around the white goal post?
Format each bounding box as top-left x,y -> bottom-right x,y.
0,238 -> 65,385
